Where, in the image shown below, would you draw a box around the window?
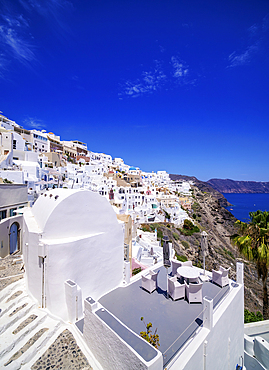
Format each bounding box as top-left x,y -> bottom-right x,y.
9,208 -> 16,217
0,210 -> 7,221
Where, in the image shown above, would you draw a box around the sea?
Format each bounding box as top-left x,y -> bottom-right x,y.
222,193 -> 269,222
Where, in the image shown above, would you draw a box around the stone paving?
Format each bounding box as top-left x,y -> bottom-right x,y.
31,329 -> 93,370
0,255 -> 24,291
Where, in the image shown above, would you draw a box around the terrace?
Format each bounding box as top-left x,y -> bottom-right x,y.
85,263 -> 239,368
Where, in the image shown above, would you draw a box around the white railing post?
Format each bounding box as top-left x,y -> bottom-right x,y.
203,296 -> 213,330
236,262 -> 244,285
124,261 -> 130,284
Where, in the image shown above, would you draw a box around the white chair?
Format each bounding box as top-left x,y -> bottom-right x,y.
189,276 -> 200,284
141,270 -> 159,293
168,276 -> 185,300
185,281 -> 203,303
212,266 -> 230,287
181,260 -> 192,267
171,259 -> 182,276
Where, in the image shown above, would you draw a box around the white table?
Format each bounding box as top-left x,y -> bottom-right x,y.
177,266 -> 199,284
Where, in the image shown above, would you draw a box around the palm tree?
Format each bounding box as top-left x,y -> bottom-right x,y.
233,210 -> 269,319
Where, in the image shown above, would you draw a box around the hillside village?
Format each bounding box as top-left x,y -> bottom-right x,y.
0,112 -> 192,224
0,112 -> 268,370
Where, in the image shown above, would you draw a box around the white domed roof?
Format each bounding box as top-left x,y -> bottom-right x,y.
32,188 -> 118,240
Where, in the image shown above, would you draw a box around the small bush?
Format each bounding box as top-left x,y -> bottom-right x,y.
179,225 -> 200,236
132,267 -> 142,276
244,309 -> 263,323
173,232 -> 179,240
181,240 -> 189,249
141,225 -> 150,232
193,260 -> 202,268
183,219 -> 194,230
175,253 -> 187,262
157,229 -> 163,240
223,247 -> 235,259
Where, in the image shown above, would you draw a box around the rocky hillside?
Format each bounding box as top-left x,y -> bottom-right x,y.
169,174 -> 231,207
207,178 -> 269,193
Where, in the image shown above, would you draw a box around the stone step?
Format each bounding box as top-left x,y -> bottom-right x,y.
0,279 -> 24,304
0,314 -> 63,369
0,309 -> 48,357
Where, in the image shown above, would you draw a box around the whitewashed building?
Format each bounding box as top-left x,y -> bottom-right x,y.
23,188 -> 124,322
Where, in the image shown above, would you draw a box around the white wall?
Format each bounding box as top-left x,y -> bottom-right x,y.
0,170 -> 24,184
83,299 -> 163,370
169,283 -> 244,370
23,189 -> 124,321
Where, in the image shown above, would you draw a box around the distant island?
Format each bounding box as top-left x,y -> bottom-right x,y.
207,178 -> 269,194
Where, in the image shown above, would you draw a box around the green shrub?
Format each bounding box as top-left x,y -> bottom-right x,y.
193,260 -> 202,268
132,267 -> 142,276
140,317 -> 160,349
181,240 -> 189,249
223,248 -> 235,259
173,232 -> 179,240
175,253 -> 187,262
141,225 -> 150,232
179,225 -> 200,236
157,229 -> 163,240
244,309 -> 263,323
183,219 -> 194,230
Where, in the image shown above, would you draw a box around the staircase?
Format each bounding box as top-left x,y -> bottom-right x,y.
0,279 -> 64,369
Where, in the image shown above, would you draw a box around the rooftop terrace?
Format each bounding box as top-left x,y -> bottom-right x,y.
98,265 -> 231,367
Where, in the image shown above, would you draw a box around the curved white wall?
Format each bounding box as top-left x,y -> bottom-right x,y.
24,189 -> 124,321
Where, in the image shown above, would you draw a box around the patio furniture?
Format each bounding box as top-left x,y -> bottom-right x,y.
212,266 -> 230,287
185,281 -> 203,304
141,270 -> 159,293
168,276 -> 185,300
181,260 -> 192,267
189,276 -> 200,283
171,259 -> 182,276
177,265 -> 199,284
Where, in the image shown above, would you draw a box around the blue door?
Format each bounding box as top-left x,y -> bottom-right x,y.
10,223 -> 18,254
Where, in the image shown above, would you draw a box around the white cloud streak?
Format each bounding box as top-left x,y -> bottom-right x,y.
119,56 -> 196,98
119,60 -> 167,98
0,25 -> 35,63
23,116 -> 45,130
228,43 -> 260,67
19,0 -> 73,30
227,15 -> 269,68
171,56 -> 189,79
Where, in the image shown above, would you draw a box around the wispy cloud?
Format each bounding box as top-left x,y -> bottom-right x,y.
0,0 -> 73,74
228,42 -> 260,68
0,11 -> 35,69
171,56 -> 188,79
19,0 -> 73,31
227,15 -> 269,68
119,60 -> 167,98
23,116 -> 45,130
0,25 -> 35,63
119,55 -> 196,98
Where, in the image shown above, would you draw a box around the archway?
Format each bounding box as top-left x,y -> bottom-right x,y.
9,222 -> 20,254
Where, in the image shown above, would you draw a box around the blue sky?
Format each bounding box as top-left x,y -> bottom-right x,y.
1,0 -> 269,182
